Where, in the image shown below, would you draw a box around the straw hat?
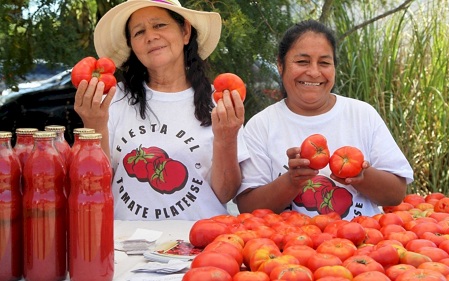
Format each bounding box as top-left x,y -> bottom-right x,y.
94,0 -> 222,68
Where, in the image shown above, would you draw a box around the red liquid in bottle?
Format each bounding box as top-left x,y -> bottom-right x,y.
23,131 -> 67,281
67,128 -> 95,171
0,131 -> 23,281
69,133 -> 114,281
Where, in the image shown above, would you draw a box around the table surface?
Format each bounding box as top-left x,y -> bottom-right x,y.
113,220 -> 195,281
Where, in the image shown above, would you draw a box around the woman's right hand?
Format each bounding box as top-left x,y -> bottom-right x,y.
286,147 -> 319,187
74,77 -> 115,132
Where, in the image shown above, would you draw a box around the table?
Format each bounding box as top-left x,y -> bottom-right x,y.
113,220 -> 195,281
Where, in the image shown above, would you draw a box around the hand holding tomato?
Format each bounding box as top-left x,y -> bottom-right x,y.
300,134 -> 330,170
213,73 -> 246,103
329,146 -> 364,178
71,56 -> 117,94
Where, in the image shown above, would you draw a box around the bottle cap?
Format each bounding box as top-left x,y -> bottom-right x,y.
0,131 -> 13,138
45,125 -> 66,132
73,128 -> 96,135
16,128 -> 39,135
79,133 -> 102,140
33,131 -> 57,138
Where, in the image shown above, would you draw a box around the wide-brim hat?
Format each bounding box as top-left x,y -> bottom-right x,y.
94,0 -> 222,68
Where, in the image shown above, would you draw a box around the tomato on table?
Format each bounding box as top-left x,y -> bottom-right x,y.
182,266 -> 232,281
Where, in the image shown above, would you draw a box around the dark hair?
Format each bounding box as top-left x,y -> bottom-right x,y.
121,9 -> 213,126
278,20 -> 338,98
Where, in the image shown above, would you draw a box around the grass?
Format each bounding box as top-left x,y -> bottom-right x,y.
333,0 -> 449,195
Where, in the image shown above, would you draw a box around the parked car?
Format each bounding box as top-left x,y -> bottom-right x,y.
0,69 -> 83,145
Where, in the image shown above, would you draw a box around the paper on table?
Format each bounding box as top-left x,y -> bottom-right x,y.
115,228 -> 163,254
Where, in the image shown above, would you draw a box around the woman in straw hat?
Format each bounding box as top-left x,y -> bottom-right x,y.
74,0 -> 249,220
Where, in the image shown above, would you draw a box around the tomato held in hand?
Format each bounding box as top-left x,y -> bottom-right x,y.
71,56 -> 117,93
213,73 -> 246,103
329,146 -> 364,178
300,134 -> 330,169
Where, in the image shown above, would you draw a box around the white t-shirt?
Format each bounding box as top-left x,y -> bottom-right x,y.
238,95 -> 413,220
108,83 -> 249,221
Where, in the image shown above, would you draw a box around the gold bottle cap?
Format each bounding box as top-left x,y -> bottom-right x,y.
45,125 -> 66,132
73,128 -> 96,135
0,131 -> 13,138
33,131 -> 57,138
79,133 -> 102,140
16,128 -> 39,135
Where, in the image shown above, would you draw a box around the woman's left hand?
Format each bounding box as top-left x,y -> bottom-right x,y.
330,160 -> 370,185
211,89 -> 245,142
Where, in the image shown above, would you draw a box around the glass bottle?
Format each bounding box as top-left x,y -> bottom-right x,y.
13,128 -> 38,169
23,131 -> 67,281
45,125 -> 71,197
44,125 -> 71,168
0,131 -> 23,281
67,128 -> 95,171
69,133 -> 114,281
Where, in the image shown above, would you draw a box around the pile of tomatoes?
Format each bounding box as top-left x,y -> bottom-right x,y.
184,192 -> 449,281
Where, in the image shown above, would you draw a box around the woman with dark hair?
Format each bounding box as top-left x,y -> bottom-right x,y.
235,20 -> 413,220
74,0 -> 248,221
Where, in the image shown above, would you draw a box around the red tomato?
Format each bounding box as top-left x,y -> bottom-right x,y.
425,192 -> 446,202
411,222 -> 444,238
378,212 -> 405,227
313,265 -> 353,280
71,56 -> 116,93
191,251 -> 240,277
386,230 -> 418,247
299,134 -> 330,169
241,238 -> 279,268
213,73 -> 246,103
399,251 -> 432,268
283,233 -> 314,249
368,243 -> 400,268
189,219 -> 231,248
269,264 -> 313,281
336,221 -> 366,246
232,271 -> 270,281
306,253 -> 343,272
316,238 -> 357,262
352,270 -> 390,281
258,254 -> 299,276
415,246 -> 449,262
213,233 -> 245,250
329,146 -> 364,178
249,247 -> 283,272
434,197 -> 449,213
342,255 -> 385,277
405,239 -> 437,252
385,264 -> 416,281
395,268 -> 446,281
282,245 -> 316,266
351,215 -> 381,229
363,227 -> 384,245
203,241 -> 243,266
403,193 -> 426,207
418,261 -> 449,276
182,266 -> 232,281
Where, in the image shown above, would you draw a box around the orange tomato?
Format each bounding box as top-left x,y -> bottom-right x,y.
213,73 -> 246,103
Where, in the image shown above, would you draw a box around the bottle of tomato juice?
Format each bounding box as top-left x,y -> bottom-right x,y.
69,133 -> 114,281
0,131 -> 23,281
23,131 -> 67,281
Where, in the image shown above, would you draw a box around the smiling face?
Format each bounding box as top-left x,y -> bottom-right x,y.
127,6 -> 191,72
278,31 -> 336,116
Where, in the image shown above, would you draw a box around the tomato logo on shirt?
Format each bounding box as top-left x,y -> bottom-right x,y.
123,146 -> 189,194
